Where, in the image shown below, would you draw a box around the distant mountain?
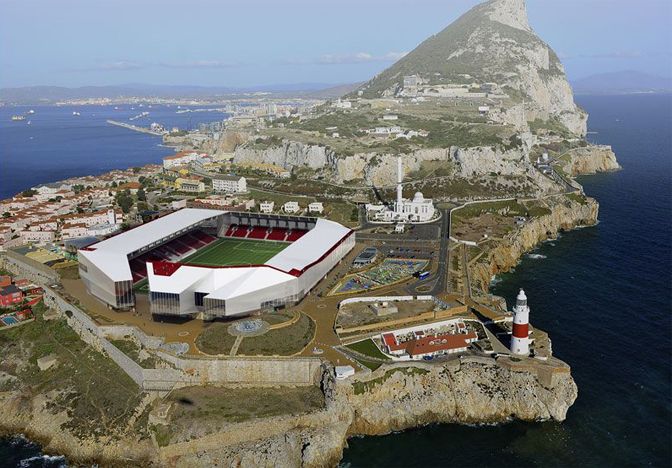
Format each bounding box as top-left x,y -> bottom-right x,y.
0,82 -> 350,104
352,0 -> 587,135
572,71 -> 672,95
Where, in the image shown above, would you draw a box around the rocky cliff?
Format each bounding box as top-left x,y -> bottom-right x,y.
560,145 -> 621,176
471,195 -> 599,293
234,139 -> 559,196
1,354 -> 576,467
157,357 -> 577,467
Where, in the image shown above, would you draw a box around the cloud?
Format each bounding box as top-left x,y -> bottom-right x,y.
158,60 -> 241,69
318,51 -> 408,64
282,51 -> 408,66
70,61 -> 147,72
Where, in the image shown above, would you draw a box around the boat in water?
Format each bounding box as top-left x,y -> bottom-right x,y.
72,111 -> 81,116
11,115 -> 25,121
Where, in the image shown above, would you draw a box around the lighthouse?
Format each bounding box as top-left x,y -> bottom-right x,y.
510,288 -> 530,356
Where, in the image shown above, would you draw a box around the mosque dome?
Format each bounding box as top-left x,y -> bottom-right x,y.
413,192 -> 425,202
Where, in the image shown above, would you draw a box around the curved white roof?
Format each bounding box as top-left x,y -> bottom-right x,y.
265,218 -> 351,273
79,208 -> 226,282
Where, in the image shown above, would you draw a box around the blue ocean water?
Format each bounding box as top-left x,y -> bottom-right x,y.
0,104 -> 229,199
1,95 -> 670,465
342,95 -> 672,467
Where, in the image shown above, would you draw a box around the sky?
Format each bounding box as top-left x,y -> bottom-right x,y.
1,0 -> 671,88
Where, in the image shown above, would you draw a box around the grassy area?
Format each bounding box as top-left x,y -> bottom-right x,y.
183,238 -> 288,266
162,385 -> 325,444
354,357 -> 383,371
109,338 -> 160,368
566,192 -> 588,205
237,313 -> 315,356
58,264 -> 80,280
345,339 -> 389,360
195,323 -> 239,355
352,367 -> 429,395
453,200 -> 527,220
0,302 -> 145,438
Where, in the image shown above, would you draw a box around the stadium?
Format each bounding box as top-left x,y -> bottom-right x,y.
78,208 -> 355,318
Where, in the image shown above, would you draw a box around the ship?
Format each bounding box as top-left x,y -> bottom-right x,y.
72,111 -> 81,116
27,109 -> 35,114
11,115 -> 26,121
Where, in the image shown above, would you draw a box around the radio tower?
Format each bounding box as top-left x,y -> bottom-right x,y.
510,288 -> 530,356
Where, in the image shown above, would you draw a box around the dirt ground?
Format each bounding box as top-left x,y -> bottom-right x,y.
336,300 -> 435,329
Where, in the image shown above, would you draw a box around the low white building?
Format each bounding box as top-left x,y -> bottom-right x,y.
283,201 -> 300,214
162,151 -> 205,169
213,175 -> 247,194
259,201 -> 275,214
308,202 -> 324,214
20,230 -> 55,244
332,99 -> 352,109
382,114 -> 398,121
335,365 -> 355,380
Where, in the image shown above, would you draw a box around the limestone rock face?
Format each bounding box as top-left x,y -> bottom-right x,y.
560,145 -> 621,176
342,359 -> 577,436
233,140 -> 337,172
471,195 -> 600,292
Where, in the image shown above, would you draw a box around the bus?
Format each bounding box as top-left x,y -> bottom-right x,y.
418,271 -> 430,280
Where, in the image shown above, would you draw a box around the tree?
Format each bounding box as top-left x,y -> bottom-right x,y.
110,181 -> 118,188
137,188 -> 147,202
21,189 -> 37,197
115,190 -> 133,214
2,212 -> 10,218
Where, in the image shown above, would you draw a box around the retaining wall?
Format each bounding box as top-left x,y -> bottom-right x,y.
1,251 -> 60,285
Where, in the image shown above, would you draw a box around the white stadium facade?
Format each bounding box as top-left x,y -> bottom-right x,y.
78,208 -> 355,318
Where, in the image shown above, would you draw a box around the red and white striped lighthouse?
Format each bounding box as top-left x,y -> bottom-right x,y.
510,288 -> 530,356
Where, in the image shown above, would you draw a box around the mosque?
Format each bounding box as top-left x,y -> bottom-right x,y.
366,157 -> 436,225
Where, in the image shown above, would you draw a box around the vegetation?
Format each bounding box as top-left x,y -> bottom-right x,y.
195,324 -> 239,355
345,339 -> 390,360
237,313 -> 315,356
160,385 -> 325,444
0,302 -> 145,438
352,367 -> 429,395
566,192 -> 588,205
109,338 -> 159,368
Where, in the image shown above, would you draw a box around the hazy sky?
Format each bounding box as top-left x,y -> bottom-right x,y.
1,0 -> 670,88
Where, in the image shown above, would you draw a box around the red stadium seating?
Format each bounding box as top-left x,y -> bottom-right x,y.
266,228 -> 288,241
248,226 -> 268,239
286,229 -> 308,242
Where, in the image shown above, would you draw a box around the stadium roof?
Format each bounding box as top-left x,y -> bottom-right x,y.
79,208 -> 226,282
266,218 -> 351,274
148,264 -> 294,299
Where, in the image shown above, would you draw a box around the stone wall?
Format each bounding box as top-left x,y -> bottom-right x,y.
1,251 -> 60,285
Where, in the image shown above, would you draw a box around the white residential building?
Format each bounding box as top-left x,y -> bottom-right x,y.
283,201 -> 300,214
308,202 -> 324,214
213,175 -> 247,194
259,201 -> 275,214
162,151 -> 206,169
20,230 -> 55,244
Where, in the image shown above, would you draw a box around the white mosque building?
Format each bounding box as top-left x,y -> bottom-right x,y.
366,157 -> 437,224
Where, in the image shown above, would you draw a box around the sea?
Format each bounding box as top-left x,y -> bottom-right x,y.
1,94 -> 671,467
0,103 -> 231,200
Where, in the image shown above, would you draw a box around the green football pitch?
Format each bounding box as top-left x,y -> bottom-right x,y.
182,238 -> 289,266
